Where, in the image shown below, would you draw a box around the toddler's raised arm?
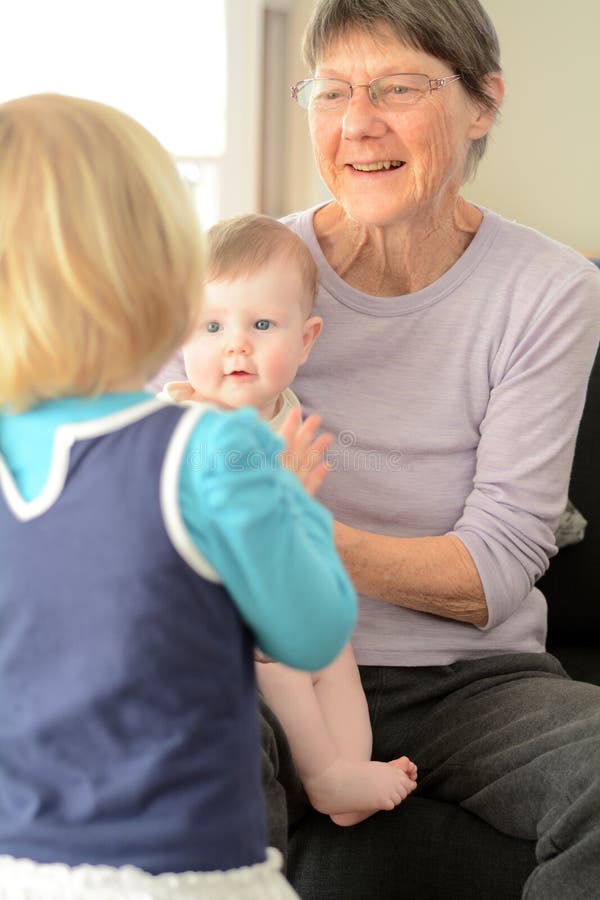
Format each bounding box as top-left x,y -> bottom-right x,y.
177,407 -> 357,671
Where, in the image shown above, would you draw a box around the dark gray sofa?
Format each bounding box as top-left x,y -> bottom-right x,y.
543,265 -> 600,685
284,261 -> 600,898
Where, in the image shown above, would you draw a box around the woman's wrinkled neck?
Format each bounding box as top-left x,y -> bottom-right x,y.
313,196 -> 482,297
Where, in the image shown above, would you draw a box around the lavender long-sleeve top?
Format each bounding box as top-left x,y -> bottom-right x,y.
286,205 -> 600,666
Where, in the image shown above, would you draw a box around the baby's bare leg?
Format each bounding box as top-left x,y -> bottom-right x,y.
311,646 -> 416,825
256,647 -> 417,827
312,644 -> 372,762
256,660 -> 339,780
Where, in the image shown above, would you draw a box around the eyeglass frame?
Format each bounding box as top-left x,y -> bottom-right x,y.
290,73 -> 462,111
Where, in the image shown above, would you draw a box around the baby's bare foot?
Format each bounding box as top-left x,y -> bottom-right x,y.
391,755 -> 418,781
302,756 -> 417,827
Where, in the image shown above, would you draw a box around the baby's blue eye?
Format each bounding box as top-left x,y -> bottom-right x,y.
255,319 -> 272,331
206,321 -> 221,333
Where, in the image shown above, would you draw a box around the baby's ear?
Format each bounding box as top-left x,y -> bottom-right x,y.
300,316 -> 323,364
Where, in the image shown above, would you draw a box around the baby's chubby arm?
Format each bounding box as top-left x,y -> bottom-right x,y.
178,407 -> 357,671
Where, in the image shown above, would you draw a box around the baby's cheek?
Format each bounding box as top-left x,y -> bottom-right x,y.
183,344 -> 210,385
270,349 -> 304,387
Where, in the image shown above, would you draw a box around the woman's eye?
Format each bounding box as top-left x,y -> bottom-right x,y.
206,321 -> 221,333
383,83 -> 411,96
255,319 -> 272,331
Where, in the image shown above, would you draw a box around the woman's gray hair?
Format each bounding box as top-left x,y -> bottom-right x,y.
302,0 -> 502,181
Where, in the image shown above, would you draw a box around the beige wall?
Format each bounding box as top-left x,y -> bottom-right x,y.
283,0 -> 600,254
463,0 -> 600,254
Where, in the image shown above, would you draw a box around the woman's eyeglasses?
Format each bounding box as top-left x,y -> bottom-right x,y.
291,73 -> 461,112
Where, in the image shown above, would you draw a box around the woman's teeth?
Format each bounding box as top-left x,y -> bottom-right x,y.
352,161 -> 403,171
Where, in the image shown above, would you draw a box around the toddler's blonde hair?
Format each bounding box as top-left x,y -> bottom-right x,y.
0,93 -> 204,411
206,214 -> 317,314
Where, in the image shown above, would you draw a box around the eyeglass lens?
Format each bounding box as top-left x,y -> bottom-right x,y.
297,74 -> 432,111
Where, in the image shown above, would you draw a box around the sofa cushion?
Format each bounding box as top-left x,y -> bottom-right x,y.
539,332 -> 600,645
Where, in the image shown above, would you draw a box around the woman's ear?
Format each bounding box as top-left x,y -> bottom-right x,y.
299,316 -> 323,364
468,72 -> 505,140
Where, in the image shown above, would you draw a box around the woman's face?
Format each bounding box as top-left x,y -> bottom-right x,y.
309,27 -> 497,228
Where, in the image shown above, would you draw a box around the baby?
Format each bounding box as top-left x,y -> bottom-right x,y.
161,214 -> 417,824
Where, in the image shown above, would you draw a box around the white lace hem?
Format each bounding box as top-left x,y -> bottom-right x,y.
0,848 -> 298,899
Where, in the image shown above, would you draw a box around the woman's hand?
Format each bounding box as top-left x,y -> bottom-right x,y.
278,406 -> 333,496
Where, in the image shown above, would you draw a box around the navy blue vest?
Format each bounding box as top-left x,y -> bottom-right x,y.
0,404 -> 266,873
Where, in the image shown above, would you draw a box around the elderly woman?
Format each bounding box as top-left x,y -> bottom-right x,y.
154,1 -> 600,896
279,0 -> 600,895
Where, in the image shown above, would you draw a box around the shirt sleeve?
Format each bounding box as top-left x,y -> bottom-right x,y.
177,406 -> 357,669
452,262 -> 600,630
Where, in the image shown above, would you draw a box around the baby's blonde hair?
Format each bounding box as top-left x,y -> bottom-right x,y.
206,214 -> 317,314
0,93 -> 204,411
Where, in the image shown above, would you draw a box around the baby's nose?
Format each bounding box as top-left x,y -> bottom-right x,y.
226,336 -> 250,354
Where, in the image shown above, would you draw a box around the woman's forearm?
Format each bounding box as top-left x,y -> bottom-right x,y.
334,522 -> 488,627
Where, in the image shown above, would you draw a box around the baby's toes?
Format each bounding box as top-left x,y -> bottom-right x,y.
391,756 -> 418,778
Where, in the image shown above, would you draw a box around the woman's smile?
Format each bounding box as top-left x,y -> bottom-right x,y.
346,160 -> 406,177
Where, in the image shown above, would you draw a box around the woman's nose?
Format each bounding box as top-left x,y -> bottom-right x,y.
341,89 -> 387,141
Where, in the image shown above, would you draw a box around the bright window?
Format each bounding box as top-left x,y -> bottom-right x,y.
1,0 -> 227,225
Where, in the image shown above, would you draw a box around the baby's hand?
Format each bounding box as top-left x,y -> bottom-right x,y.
278,406 -> 333,497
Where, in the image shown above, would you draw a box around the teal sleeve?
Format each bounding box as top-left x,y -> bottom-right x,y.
178,407 -> 357,670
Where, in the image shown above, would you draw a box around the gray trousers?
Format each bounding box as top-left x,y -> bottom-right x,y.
262,653 -> 600,900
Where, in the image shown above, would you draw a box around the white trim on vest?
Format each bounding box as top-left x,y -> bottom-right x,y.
0,399 -> 165,521
159,404 -> 222,584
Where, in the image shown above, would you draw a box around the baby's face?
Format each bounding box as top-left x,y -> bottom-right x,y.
183,259 -> 321,419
